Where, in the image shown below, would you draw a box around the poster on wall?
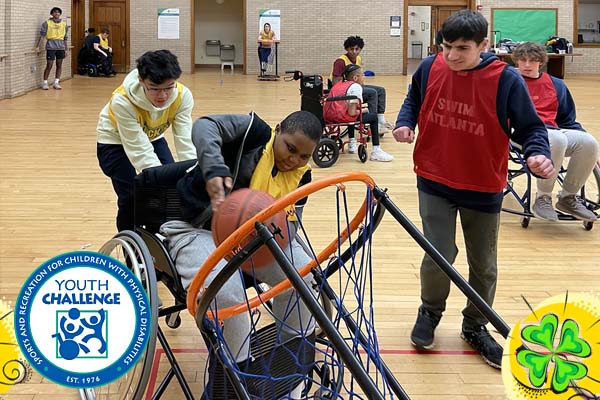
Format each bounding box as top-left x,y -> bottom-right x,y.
259,9 -> 280,40
158,8 -> 179,39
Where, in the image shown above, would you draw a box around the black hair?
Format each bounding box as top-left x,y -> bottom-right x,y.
136,50 -> 182,84
440,10 -> 488,45
279,111 -> 322,143
343,64 -> 361,80
343,36 -> 365,50
86,27 -> 96,34
50,7 -> 62,15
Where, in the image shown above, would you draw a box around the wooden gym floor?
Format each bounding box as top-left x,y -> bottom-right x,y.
1,69 -> 599,399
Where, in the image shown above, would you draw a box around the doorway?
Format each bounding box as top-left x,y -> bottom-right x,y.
71,0 -> 86,75
403,0 -> 474,75
90,0 -> 130,73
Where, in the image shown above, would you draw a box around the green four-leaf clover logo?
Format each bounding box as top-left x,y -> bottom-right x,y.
517,314 -> 591,393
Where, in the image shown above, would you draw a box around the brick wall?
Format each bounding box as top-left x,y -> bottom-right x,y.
2,0 -> 72,98
0,0 -> 5,99
2,0 -> 599,98
480,0 -> 600,75
130,0 -> 193,73
244,0 -> 405,76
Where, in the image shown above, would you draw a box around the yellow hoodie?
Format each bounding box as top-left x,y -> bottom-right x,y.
96,69 -> 196,173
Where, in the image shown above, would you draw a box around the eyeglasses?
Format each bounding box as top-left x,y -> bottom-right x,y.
142,82 -> 176,94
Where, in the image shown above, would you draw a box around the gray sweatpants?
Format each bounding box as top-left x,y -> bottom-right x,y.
362,84 -> 387,115
537,128 -> 599,195
160,220 -> 316,362
418,191 -> 500,330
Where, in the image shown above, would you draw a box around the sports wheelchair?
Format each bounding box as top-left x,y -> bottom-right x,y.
82,161 -> 515,399
503,144 -> 600,229
286,70 -> 373,168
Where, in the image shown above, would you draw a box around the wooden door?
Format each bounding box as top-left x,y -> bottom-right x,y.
430,6 -> 465,48
91,1 -> 129,72
71,0 -> 86,75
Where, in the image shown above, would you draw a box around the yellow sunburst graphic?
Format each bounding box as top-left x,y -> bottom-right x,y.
502,292 -> 600,399
0,298 -> 29,394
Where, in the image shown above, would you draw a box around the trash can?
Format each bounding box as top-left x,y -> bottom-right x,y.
205,40 -> 221,56
411,41 -> 423,59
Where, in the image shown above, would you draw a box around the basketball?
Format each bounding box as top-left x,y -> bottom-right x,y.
211,188 -> 290,271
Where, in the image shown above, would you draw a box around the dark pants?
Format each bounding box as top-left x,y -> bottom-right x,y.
347,112 -> 380,146
258,46 -> 271,63
418,190 -> 500,330
362,85 -> 386,115
97,138 -> 174,231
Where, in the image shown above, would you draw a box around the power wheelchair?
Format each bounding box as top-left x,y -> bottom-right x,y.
82,159 -> 519,399
285,70 -> 373,168
503,144 -> 600,229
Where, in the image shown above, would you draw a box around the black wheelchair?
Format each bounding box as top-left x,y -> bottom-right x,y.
81,160 -> 518,399
77,45 -> 116,77
503,144 -> 600,229
286,70 -> 373,168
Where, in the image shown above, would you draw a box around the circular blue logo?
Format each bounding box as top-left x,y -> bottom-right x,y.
14,251 -> 151,388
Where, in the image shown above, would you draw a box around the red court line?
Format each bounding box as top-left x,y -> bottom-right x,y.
146,347 -> 478,398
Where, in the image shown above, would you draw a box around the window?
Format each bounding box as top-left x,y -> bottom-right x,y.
575,0 -> 600,45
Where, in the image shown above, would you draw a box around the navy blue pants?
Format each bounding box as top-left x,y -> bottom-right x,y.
97,138 -> 174,231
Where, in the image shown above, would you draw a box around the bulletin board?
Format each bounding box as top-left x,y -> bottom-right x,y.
491,8 -> 557,44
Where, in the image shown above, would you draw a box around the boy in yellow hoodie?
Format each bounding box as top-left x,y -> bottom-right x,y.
97,49 -> 196,231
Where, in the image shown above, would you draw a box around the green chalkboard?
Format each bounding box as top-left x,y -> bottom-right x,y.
491,9 -> 557,44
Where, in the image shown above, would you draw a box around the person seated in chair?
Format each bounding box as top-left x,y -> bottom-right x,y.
329,36 -> 394,134
324,64 -> 393,162
84,28 -> 96,49
93,28 -> 116,75
160,110 -> 322,399
512,42 -> 599,222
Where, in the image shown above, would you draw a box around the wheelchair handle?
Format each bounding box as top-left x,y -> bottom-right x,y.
325,95 -> 359,102
284,70 -> 303,81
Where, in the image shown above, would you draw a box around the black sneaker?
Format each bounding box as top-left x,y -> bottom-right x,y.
460,325 -> 503,369
410,306 -> 441,350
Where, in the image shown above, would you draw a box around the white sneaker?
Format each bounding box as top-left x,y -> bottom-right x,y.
42,82 -> 49,90
370,147 -> 394,162
348,140 -> 357,154
53,82 -> 62,90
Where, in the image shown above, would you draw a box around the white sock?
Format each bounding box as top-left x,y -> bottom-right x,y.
373,145 -> 381,151
559,190 -> 575,198
43,80 -> 48,85
54,79 -> 60,84
537,192 -> 552,198
350,137 -> 356,143
377,114 -> 385,124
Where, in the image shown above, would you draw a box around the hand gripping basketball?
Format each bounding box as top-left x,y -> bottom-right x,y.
187,172 -> 377,321
211,188 -> 290,271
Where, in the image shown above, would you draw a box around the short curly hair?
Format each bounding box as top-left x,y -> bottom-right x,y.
344,36 -> 364,50
511,42 -> 548,67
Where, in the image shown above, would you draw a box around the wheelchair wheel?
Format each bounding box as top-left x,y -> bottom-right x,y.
357,144 -> 368,163
312,137 -> 339,168
87,66 -> 98,77
79,231 -> 158,400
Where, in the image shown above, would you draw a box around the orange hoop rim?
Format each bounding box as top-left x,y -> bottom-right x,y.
186,172 -> 376,319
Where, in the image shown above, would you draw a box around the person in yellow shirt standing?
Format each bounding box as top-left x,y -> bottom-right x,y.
96,50 -> 196,231
34,7 -> 68,90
